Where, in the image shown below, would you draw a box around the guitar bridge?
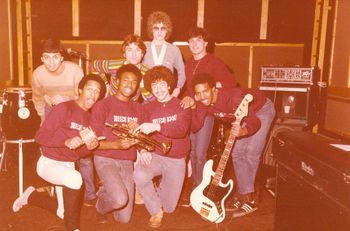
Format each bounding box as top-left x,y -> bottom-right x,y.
200,207 -> 210,218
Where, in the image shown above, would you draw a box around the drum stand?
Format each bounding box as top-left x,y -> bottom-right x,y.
0,136 -> 35,196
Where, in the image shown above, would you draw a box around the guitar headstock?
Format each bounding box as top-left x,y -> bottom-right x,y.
234,94 -> 253,122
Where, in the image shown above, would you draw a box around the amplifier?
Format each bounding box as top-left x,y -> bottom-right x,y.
259,67 -> 319,126
261,66 -> 317,85
273,131 -> 350,231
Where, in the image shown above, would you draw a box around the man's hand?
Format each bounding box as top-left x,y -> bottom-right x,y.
231,124 -> 248,138
44,94 -> 71,106
127,121 -> 139,130
171,87 -> 181,98
134,123 -> 160,135
116,137 -> 139,150
65,136 -> 84,150
215,82 -> 223,89
85,138 -> 99,150
180,96 -> 195,109
139,150 -> 152,165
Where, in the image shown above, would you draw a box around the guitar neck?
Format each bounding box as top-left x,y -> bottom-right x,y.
212,121 -> 240,185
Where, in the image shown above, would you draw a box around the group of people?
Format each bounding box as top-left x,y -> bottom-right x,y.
11,11 -> 275,231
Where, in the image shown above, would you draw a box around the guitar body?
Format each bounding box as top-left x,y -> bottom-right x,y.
190,93 -> 253,223
190,159 -> 234,223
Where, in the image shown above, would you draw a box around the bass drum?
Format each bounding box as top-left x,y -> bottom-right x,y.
1,87 -> 40,140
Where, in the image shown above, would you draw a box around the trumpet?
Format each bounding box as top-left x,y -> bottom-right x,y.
105,122 -> 172,154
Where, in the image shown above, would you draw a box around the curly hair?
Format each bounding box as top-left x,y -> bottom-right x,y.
146,11 -> 173,40
144,66 -> 176,94
188,27 -> 210,42
121,34 -> 146,56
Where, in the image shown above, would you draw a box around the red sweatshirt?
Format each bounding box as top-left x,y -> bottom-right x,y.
90,95 -> 142,160
192,88 -> 267,135
184,53 -> 237,97
35,100 -> 92,161
142,97 -> 191,159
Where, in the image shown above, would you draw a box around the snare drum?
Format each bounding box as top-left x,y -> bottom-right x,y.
1,87 -> 40,140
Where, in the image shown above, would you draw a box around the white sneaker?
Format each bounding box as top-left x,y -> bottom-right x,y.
12,186 -> 35,212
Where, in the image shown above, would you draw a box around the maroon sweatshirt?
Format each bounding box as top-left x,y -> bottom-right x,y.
90,95 -> 142,160
35,100 -> 92,161
192,88 -> 267,135
184,53 -> 237,97
142,97 -> 191,159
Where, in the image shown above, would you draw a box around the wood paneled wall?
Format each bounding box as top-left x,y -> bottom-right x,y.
4,0 -> 349,139
322,0 -> 350,139
62,40 -> 304,89
0,0 -> 13,88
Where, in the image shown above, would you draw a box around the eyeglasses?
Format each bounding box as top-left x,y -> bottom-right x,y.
153,26 -> 167,31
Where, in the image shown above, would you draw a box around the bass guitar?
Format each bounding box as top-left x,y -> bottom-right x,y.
190,94 -> 253,223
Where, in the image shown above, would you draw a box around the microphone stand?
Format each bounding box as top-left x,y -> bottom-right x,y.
70,53 -> 90,74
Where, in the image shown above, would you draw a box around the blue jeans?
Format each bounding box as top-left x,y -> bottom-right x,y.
134,154 -> 186,216
190,116 -> 214,188
79,157 -> 96,201
231,99 -> 275,194
94,156 -> 134,223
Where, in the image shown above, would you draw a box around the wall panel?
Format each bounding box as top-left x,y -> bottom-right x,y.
0,0 -> 12,89
324,98 -> 350,138
205,0 -> 261,42
215,46 -> 250,87
268,0 -> 315,43
80,0 -> 134,40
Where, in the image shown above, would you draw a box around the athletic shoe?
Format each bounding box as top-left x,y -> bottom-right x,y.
232,200 -> 258,218
12,186 -> 35,212
225,197 -> 242,212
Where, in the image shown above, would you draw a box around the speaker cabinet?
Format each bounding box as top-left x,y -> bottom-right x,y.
259,66 -> 319,128
259,86 -> 318,128
273,131 -> 350,231
275,163 -> 350,231
262,119 -> 306,167
259,120 -> 306,197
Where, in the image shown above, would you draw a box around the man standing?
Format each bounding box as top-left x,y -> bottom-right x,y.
143,11 -> 185,98
181,27 -> 237,193
190,73 -> 275,217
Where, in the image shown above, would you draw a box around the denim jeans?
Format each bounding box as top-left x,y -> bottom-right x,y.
134,154 -> 186,216
79,157 -> 96,201
94,156 -> 134,223
231,99 -> 275,194
190,115 -> 214,188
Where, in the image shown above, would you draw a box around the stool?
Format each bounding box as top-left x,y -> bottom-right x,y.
0,137 -> 35,196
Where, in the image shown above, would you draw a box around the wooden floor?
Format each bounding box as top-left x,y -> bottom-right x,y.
0,144 -> 275,231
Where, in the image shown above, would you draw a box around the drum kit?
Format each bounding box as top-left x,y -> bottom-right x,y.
0,87 -> 40,195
